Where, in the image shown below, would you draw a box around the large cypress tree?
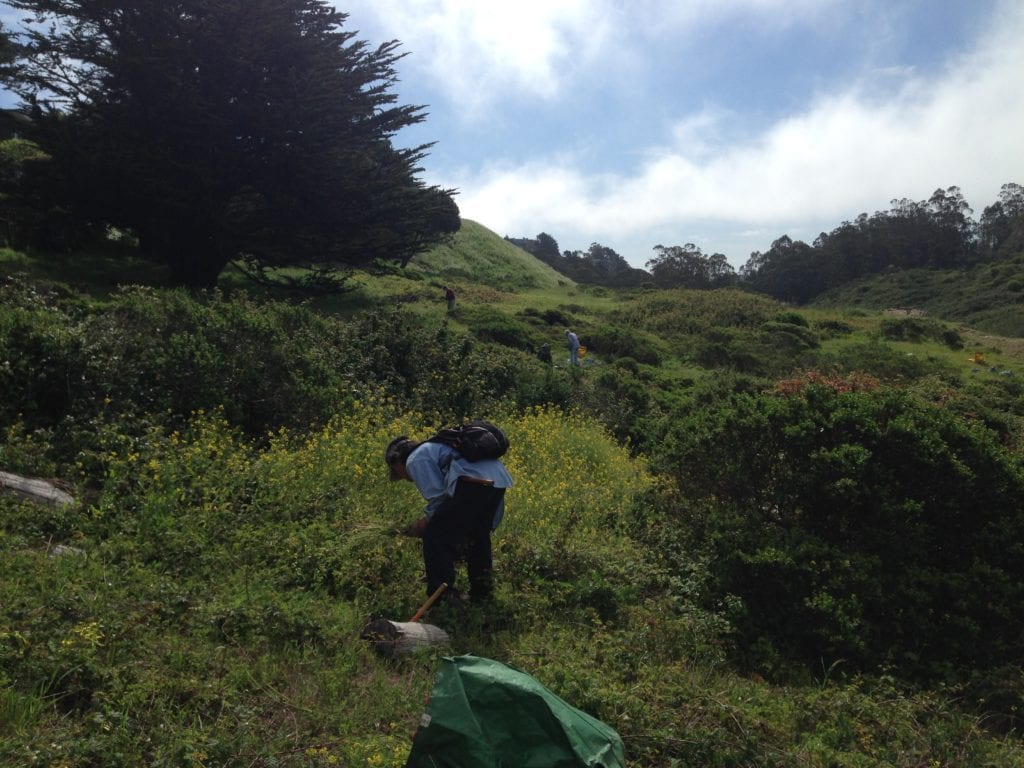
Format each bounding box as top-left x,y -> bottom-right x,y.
3,0 -> 459,288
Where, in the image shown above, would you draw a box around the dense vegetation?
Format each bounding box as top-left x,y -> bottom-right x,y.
3,217 -> 1024,764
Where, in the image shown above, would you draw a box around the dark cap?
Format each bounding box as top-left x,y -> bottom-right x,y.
385,436 -> 419,480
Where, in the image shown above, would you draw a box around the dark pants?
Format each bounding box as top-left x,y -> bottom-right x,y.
422,479 -> 505,601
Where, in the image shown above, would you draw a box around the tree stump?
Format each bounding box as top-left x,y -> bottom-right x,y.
360,619 -> 450,657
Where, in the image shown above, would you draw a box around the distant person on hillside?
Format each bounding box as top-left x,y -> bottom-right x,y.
385,434 -> 513,604
537,343 -> 552,365
443,285 -> 456,311
565,329 -> 580,366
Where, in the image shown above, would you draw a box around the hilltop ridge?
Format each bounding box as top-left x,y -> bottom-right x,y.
406,219 -> 573,292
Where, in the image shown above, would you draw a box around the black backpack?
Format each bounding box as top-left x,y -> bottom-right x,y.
426,419 -> 509,462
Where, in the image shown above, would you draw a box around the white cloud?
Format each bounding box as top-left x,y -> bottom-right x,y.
628,0 -> 841,31
340,0 -> 846,119
341,0 -> 615,117
451,1 -> 1024,265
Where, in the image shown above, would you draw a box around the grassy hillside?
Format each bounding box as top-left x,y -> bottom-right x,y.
409,219 -> 571,291
4,224 -> 1024,766
813,251 -> 1024,337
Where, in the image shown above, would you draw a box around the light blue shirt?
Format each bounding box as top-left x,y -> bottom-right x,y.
405,442 -> 513,530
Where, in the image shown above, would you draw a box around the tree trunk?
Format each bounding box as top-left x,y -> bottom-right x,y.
0,471 -> 74,506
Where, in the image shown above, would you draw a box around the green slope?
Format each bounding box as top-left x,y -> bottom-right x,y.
812,254 -> 1024,338
406,219 -> 573,291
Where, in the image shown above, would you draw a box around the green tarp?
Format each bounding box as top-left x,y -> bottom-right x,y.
405,655 -> 626,767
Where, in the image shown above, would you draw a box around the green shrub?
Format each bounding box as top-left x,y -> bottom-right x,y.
760,320 -> 819,353
0,281 -> 87,429
695,327 -> 817,377
694,329 -> 756,372
0,283 -> 558,472
585,324 -> 664,365
459,307 -> 539,350
773,311 -> 809,327
660,384 -> 1024,683
585,366 -> 652,446
878,316 -> 963,349
819,339 -> 952,380
518,307 -> 574,326
814,318 -> 854,337
614,288 -> 785,335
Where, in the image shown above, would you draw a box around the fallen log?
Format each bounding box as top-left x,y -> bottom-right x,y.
0,471 -> 74,507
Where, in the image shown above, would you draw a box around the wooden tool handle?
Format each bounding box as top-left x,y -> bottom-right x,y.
409,582 -> 448,622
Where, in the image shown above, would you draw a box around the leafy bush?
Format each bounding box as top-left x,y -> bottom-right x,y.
660,384 -> 1024,683
694,326 -> 816,377
613,288 -> 786,335
760,320 -> 819,354
518,307 -> 574,326
878,316 -> 963,349
814,318 -> 854,337
581,366 -> 652,447
818,339 -> 953,381
458,306 -> 540,351
693,329 -> 762,373
0,302 -> 85,428
773,311 -> 809,327
585,324 -> 664,365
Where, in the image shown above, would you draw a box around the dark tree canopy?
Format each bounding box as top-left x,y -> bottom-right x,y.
739,236 -> 821,304
2,0 -> 460,288
647,243 -> 736,290
507,233 -> 649,287
979,182 -> 1024,252
561,242 -> 649,287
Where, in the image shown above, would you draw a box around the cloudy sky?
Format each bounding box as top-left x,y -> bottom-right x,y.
337,0 -> 1024,268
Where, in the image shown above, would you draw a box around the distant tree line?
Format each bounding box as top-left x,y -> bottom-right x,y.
740,184 -> 1024,304
510,183 -> 1024,302
0,1 -> 459,290
506,233 -> 651,287
507,232 -> 737,290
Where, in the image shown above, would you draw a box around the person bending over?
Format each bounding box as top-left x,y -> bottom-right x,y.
385,435 -> 513,603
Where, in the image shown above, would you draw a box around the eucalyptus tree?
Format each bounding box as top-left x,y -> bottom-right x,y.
647,243 -> 735,290
739,236 -> 822,304
2,0 -> 459,288
979,182 -> 1024,252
